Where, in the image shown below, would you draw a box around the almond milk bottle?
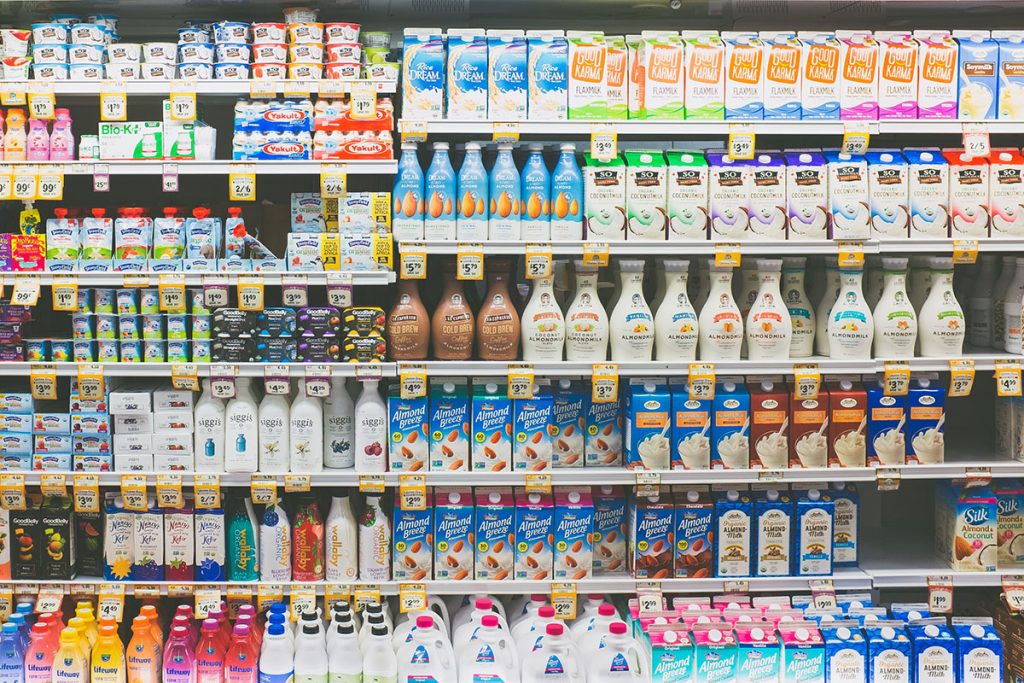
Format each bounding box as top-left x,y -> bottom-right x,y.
920,257 -> 966,357
815,258 -> 841,356
827,267 -> 874,359
783,257 -> 815,358
872,257 -> 918,358
609,259 -> 654,361
521,275 -> 565,361
565,261 -> 609,361
746,259 -> 792,361
698,261 -> 743,360
654,259 -> 698,361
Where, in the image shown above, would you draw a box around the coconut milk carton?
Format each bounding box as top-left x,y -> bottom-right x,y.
784,151 -> 829,239
527,30 -> 568,121
736,624 -> 781,683
707,153 -> 752,240
779,625 -> 826,683
760,32 -> 802,119
683,31 -> 725,119
433,487 -> 473,580
715,489 -> 753,577
583,154 -> 627,240
987,148 -> 1024,236
934,481 -> 998,572
624,151 -> 668,241
798,31 -> 841,119
994,31 -> 1024,120
754,490 -> 793,576
402,29 -> 446,119
640,31 -> 685,119
722,32 -> 765,119
693,625 -> 738,683
952,618 -> 1002,683
665,151 -> 709,240
954,31 -> 999,120
474,487 -> 514,580
823,623 -> 868,683
747,153 -> 787,240
908,620 -> 956,683
867,623 -> 913,683
837,31 -> 879,120
876,32 -> 919,118
447,29 -> 488,120
995,479 -> 1024,568
942,149 -> 990,238
824,150 -> 871,239
903,148 -> 950,237
487,30 -> 528,121
593,485 -> 627,573
514,489 -> 553,580
867,150 -> 910,238
567,31 -> 608,119
914,31 -> 958,118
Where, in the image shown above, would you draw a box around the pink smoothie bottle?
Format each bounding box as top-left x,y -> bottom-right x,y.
195,619 -> 225,683
49,108 -> 75,161
26,118 -> 50,161
24,623 -> 53,683
163,625 -> 197,683
223,625 -> 256,683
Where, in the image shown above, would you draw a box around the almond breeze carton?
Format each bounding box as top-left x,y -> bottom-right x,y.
904,148 -> 950,237
474,487 -> 514,580
487,30 -> 528,121
630,493 -> 673,578
527,30 -> 568,121
402,29 -> 446,120
593,485 -> 627,573
693,625 -> 738,683
994,31 -> 1024,120
513,386 -> 554,471
567,31 -> 608,120
914,31 -> 958,119
646,626 -> 694,683
514,489 -> 553,580
429,379 -> 469,471
674,490 -> 713,578
433,487 -> 473,580
586,388 -> 622,466
393,490 -> 432,581
471,381 -> 512,472
952,618 -> 1002,683
665,151 -> 709,240
837,31 -> 879,120
640,31 -> 685,119
779,625 -> 826,683
552,379 -> 586,468
446,29 -> 488,120
955,31 -> 999,120
736,624 -> 781,683
387,388 -> 429,472
798,31 -> 840,119
722,32 -> 765,119
784,151 -> 829,240
554,486 -> 593,580
759,32 -> 802,119
683,31 -> 725,119
876,32 -> 919,119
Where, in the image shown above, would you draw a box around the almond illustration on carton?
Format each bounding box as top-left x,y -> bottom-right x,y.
954,535 -> 974,561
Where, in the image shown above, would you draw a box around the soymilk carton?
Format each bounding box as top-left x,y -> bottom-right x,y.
784,150 -> 829,240
875,32 -> 919,118
514,489 -> 553,580
866,150 -> 910,238
954,31 -> 999,120
624,379 -> 671,470
798,31 -> 841,119
433,487 -> 473,580
487,30 -> 528,121
567,31 -> 608,119
943,149 -> 990,238
722,32 -> 765,119
904,148 -> 950,237
759,31 -> 802,119
670,378 -> 712,470
952,618 -> 1003,683
913,31 -> 958,119
606,35 -> 628,119
583,154 -> 627,240
624,151 -> 668,240
593,485 -> 627,573
429,379 -> 469,471
446,29 -> 488,120
836,31 -> 879,120
393,490 -> 433,581
707,153 -> 751,240
683,31 -> 725,119
527,30 -> 568,120
641,31 -> 685,119
474,487 -> 514,580
471,381 -> 512,472
995,479 -> 1024,568
994,31 -> 1024,120
747,153 -> 787,240
988,148 -> 1024,236
553,486 -> 593,580
824,150 -> 871,239
402,29 -> 446,119
712,379 -> 750,469
665,151 -> 709,240
778,625 -> 826,683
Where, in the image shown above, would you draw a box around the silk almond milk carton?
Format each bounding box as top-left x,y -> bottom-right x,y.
683,31 -> 725,119
914,31 -> 958,118
876,31 -> 920,119
641,31 -> 685,119
797,31 -> 841,119
567,31 -> 608,119
760,31 -> 803,119
837,30 -> 879,120
722,32 -> 765,119
995,479 -> 1024,569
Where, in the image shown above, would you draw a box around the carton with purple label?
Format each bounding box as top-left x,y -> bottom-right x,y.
692,624 -> 738,683
736,624 -> 781,683
707,154 -> 751,240
433,487 -> 473,580
393,490 -> 433,581
914,31 -> 958,119
474,486 -> 514,580
822,623 -> 868,683
747,153 -> 787,240
784,151 -> 829,239
837,31 -> 879,120
471,381 -> 512,472
552,379 -> 587,468
593,485 -> 627,574
430,379 -> 469,471
625,379 -> 671,471
514,488 -> 553,580
779,625 -> 826,683
876,32 -> 919,119
514,387 -> 554,471
554,486 -> 593,580
952,618 -> 1002,683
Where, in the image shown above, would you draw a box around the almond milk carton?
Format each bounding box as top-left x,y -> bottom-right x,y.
606,35 -> 628,119
722,32 -> 765,119
837,31 -> 879,120
433,487 -> 473,580
797,31 -> 841,119
683,31 -> 725,119
914,31 -> 958,118
875,32 -> 919,119
474,487 -> 514,580
641,31 -> 685,119
759,31 -> 803,119
567,31 -> 608,119
934,481 -> 997,572
514,488 -> 553,580
553,486 -> 594,580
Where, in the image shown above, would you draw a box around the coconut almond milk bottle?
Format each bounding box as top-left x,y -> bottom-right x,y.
654,259 -> 698,361
521,274 -> 565,361
783,257 -> 815,358
827,267 -> 874,359
609,259 -> 654,361
746,258 -> 793,361
920,257 -> 966,356
872,257 -> 918,358
565,261 -> 609,361
698,261 -> 743,360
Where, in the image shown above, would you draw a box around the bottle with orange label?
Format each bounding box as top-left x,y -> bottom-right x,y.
521,143 -> 551,241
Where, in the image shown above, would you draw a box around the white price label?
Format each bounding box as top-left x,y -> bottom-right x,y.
264,365 -> 290,395
162,164 -> 179,193
963,123 -> 991,157
281,275 -> 309,308
350,82 -> 377,120
304,366 -> 331,398
590,127 -> 618,161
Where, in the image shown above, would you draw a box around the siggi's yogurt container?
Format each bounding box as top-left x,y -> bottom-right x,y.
32,23 -> 69,44
251,23 -> 286,44
213,22 -> 249,44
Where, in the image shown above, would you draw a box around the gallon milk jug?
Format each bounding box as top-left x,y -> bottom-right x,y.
294,623 -> 329,683
397,616 -> 455,683
516,607 -> 558,668
327,620 -> 362,683
362,625 -> 397,683
521,623 -> 584,683
452,598 -> 509,654
455,615 -> 518,683
258,623 -> 293,683
584,623 -> 646,683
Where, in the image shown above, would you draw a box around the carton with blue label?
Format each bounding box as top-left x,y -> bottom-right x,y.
646,625 -> 694,683
586,388 -> 622,467
955,31 -> 999,120
474,486 -> 514,580
712,380 -> 750,469
471,381 -> 512,472
514,386 -> 554,471
434,487 -> 473,580
907,376 -> 944,464
670,379 -> 711,470
674,489 -> 714,578
908,620 -> 956,683
994,31 -> 1024,120
867,380 -> 907,466
760,31 -> 803,120
829,482 -> 860,567
402,29 -> 446,120
823,623 -> 868,683
430,379 -> 469,471
625,379 -> 672,470
795,488 -> 834,576
514,488 -> 553,580
952,618 -> 1002,683
527,30 -> 568,120
593,485 -> 627,574
447,28 -> 488,120
488,29 -> 528,121
903,148 -> 949,238
392,490 -> 432,581
715,489 -> 753,577
867,623 -> 913,683
554,486 -> 593,580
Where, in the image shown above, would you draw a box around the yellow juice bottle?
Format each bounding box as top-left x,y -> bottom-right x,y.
91,623 -> 126,683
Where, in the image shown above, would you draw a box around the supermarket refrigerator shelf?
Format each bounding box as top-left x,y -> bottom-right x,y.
5,160 -> 398,175
0,271 -> 396,286
861,540 -> 1017,588
0,362 -> 396,377
13,80 -> 398,96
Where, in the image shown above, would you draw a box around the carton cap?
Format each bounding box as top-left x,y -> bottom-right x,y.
709,629 -> 723,642
727,490 -> 739,501
751,627 -> 766,640
766,489 -> 779,501
924,624 -> 940,636
970,624 -> 985,637
795,627 -> 810,641
837,626 -> 852,639
687,490 -> 699,502
807,489 -> 821,500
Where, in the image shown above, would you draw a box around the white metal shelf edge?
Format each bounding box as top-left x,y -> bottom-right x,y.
7,271 -> 396,286
31,80 -> 398,96
9,160 -> 398,175
0,362 -> 399,377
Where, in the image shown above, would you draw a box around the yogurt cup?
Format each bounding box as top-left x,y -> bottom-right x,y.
325,22 -> 360,43
105,62 -> 140,80
1,30 -> 31,57
32,63 -> 69,80
289,62 -> 322,79
283,7 -> 319,23
178,62 -> 213,80
68,43 -> 104,64
31,23 -> 68,44
32,43 -> 68,63
50,340 -> 71,362
252,43 -> 287,63
362,31 -> 391,49
143,42 -> 176,63
251,23 -> 286,44
288,22 -> 324,44
69,23 -> 106,45
88,15 -> 119,31
251,62 -> 286,79
177,42 -> 214,63
362,46 -> 390,64
183,19 -> 214,32
214,63 -> 250,80
178,27 -> 210,44
213,21 -> 249,44
26,341 -> 47,363
326,42 -> 360,62
70,63 -> 103,80
325,61 -> 361,80
141,62 -> 174,80
289,42 -> 323,63
215,43 -> 250,63
367,62 -> 399,81
108,43 -> 140,63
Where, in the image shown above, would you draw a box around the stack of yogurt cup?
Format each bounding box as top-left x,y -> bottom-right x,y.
20,15 -> 119,81
166,20 -> 253,81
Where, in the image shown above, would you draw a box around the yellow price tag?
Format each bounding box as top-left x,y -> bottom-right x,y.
12,171 -> 38,201
962,122 -> 991,157
171,364 -> 200,392
399,120 -> 428,144
195,587 -> 222,619
52,277 -> 79,312
837,241 -> 866,268
155,474 -> 184,508
320,164 -> 347,199
349,82 -> 377,121
456,243 -> 485,281
229,170 -> 257,201
592,363 -> 619,403
169,83 -> 197,121
237,277 -> 265,311
97,585 -> 125,622
400,246 -> 427,280
284,474 -> 311,493
249,80 -> 277,99
727,125 -> 755,160
257,585 -> 285,614
525,473 -> 552,495
883,360 -> 911,396
30,364 -> 57,401
358,474 -> 386,494
290,587 -> 317,621
120,475 -> 148,511
283,81 -> 312,99
399,364 -> 427,399
399,474 -> 427,511
0,475 -> 26,511
688,363 -> 716,401
525,244 -> 553,280
793,363 -> 821,400
250,475 -> 278,506
28,89 -> 55,120
158,274 -> 187,312
1,86 -> 25,106
507,364 -> 535,399
73,474 -> 100,513
0,168 -> 12,200
194,474 -> 222,510
492,122 -> 520,143
952,240 -> 979,265
36,169 -> 64,200
100,85 -> 127,122
948,359 -> 976,397
714,243 -> 741,268
399,583 -> 428,613
841,124 -> 871,156
40,473 -> 67,498
551,582 -> 577,620
590,127 -> 618,161
996,360 -> 1023,397
76,364 -> 105,402
582,242 -> 610,268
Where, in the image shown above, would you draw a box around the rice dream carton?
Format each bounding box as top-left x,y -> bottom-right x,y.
527,30 -> 568,120
402,29 -> 446,119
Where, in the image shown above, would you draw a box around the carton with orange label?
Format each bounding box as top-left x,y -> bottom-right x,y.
797,31 -> 840,119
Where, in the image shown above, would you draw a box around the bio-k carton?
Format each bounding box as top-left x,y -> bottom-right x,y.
797,31 -> 841,119
683,31 -> 725,119
554,486 -> 594,580
759,31 -> 803,119
474,487 -> 514,580
722,32 -> 765,119
954,31 -> 999,120
567,31 -> 608,119
514,488 -> 553,580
